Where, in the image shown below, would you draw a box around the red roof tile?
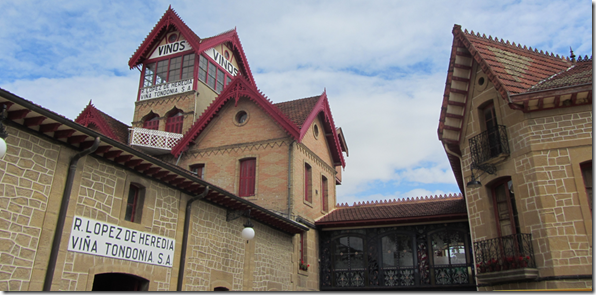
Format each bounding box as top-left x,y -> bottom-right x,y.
316,194 -> 466,227
529,57 -> 592,92
75,102 -> 130,144
461,28 -> 572,95
274,95 -> 320,128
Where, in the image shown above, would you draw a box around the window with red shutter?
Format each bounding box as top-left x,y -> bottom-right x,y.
305,164 -> 312,203
322,176 -> 328,212
166,110 -> 184,133
143,114 -> 159,130
239,158 -> 256,197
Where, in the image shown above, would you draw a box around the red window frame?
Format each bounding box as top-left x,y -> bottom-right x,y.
142,53 -> 195,87
165,110 -> 184,134
198,55 -> 234,94
581,161 -> 593,213
126,185 -> 140,222
143,114 -> 160,130
491,178 -> 519,238
322,176 -> 328,212
304,164 -> 312,203
190,164 -> 205,179
239,158 -> 256,197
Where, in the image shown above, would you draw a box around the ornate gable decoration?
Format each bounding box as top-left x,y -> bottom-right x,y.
75,101 -> 124,143
170,76 -> 299,157
128,7 -> 256,87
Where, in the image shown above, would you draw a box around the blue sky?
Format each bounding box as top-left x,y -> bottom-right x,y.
0,0 -> 592,205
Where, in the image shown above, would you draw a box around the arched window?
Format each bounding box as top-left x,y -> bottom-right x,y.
332,235 -> 366,287
430,229 -> 470,285
380,233 -> 415,286
142,113 -> 159,130
92,273 -> 149,291
165,109 -> 184,134
491,178 -> 520,237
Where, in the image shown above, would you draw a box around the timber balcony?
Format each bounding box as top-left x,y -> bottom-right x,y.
469,125 -> 510,173
474,233 -> 538,284
129,127 -> 183,155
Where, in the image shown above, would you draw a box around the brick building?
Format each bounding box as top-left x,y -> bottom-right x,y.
438,24 -> 593,290
0,7 -> 346,291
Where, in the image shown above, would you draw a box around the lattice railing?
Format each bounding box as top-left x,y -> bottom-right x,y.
129,127 -> 183,150
474,233 -> 536,274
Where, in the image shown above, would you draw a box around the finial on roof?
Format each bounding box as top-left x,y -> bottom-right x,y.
570,47 -> 576,63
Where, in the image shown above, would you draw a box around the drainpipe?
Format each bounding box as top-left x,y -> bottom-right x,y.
43,137 -> 101,291
287,141 -> 295,220
443,143 -> 479,289
177,186 -> 209,291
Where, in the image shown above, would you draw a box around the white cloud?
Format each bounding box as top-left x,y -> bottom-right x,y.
0,0 -> 591,206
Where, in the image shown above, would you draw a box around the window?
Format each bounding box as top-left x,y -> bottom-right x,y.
165,109 -> 184,134
198,55 -> 234,93
430,230 -> 469,285
239,158 -> 256,197
304,164 -> 312,203
381,233 -> 415,286
581,161 -> 592,212
125,184 -> 144,223
300,233 -> 306,263
333,236 -> 365,287
142,113 -> 160,130
143,53 -> 195,86
190,164 -> 205,179
321,176 -> 328,212
491,178 -> 520,237
481,102 -> 503,157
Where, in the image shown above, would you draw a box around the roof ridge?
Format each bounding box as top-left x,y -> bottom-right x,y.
200,28 -> 236,43
336,193 -> 464,208
274,95 -> 321,106
462,28 -> 570,62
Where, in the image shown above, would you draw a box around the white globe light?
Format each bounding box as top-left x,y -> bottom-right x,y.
241,227 -> 255,240
0,137 -> 6,159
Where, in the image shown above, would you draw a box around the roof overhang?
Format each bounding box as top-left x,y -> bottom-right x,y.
0,87 -> 308,235
316,213 -> 468,229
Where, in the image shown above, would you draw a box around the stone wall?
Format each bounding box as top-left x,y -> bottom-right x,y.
0,125 -> 61,291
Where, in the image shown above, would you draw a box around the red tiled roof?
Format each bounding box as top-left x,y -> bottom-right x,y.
75,102 -> 130,144
274,95 -> 320,128
316,194 -> 466,227
529,57 -> 593,92
461,28 -> 572,95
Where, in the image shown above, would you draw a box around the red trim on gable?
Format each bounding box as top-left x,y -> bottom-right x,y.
170,76 -> 300,157
129,7 -> 201,69
129,8 -> 256,88
75,102 -> 118,140
298,91 -> 346,168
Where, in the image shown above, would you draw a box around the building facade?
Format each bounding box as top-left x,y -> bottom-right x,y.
0,6 -> 347,291
438,24 -> 593,290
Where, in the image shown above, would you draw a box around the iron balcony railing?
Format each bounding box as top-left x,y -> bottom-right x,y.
474,233 -> 536,274
469,125 -> 509,165
129,127 -> 183,151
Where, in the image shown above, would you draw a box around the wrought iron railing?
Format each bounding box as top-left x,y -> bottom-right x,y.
469,125 -> 509,165
129,127 -> 183,151
474,233 -> 536,274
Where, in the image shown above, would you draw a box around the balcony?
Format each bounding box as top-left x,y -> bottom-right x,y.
474,233 -> 538,284
129,127 -> 183,155
469,125 -> 509,173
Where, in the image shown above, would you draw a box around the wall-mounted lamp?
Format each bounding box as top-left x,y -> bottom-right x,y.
0,105 -> 8,159
466,168 -> 482,188
227,209 -> 255,242
466,163 -> 496,189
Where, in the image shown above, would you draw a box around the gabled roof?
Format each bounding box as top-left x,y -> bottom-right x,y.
75,101 -> 130,144
316,194 -> 466,228
0,87 -> 308,235
128,6 -> 256,87
171,78 -> 347,167
437,24 -> 593,194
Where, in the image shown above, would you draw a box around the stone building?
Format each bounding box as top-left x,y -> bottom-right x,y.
0,6 -> 346,291
438,24 -> 593,290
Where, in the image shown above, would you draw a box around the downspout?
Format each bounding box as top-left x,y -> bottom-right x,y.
287,141 -> 295,220
443,143 -> 478,289
177,186 -> 209,291
43,137 -> 101,291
